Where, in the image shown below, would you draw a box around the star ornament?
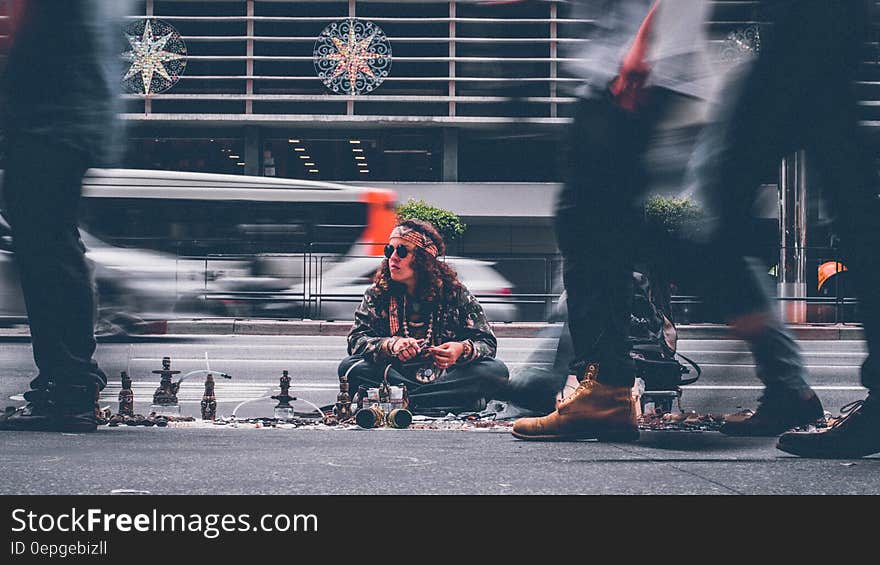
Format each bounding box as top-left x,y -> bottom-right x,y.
327,28 -> 379,89
122,19 -> 187,95
314,19 -> 392,95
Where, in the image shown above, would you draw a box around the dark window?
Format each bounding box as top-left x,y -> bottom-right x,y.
459,131 -> 563,182
124,138 -> 246,175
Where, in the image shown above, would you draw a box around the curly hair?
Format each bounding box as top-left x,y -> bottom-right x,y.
372,219 -> 463,305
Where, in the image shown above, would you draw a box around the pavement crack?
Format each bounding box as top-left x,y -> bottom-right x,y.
666,465 -> 744,494
605,443 -> 744,494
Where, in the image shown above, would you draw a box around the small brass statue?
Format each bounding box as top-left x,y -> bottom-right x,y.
118,371 -> 134,417
151,356 -> 181,407
201,373 -> 217,421
335,374 -> 353,421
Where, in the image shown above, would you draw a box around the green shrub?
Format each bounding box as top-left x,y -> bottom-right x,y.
395,198 -> 467,244
644,195 -> 703,237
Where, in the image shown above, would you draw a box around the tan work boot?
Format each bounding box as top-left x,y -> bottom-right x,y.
511,363 -> 639,442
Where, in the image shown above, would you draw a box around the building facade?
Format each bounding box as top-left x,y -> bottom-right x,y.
2,1 -> 877,320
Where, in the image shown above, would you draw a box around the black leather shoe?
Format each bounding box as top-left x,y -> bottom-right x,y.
0,402 -> 55,431
0,384 -> 98,433
720,388 -> 824,437
52,384 -> 99,433
777,396 -> 880,458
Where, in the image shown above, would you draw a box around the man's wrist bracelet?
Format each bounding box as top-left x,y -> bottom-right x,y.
459,340 -> 474,362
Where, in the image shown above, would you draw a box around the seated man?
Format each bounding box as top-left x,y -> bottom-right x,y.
339,219 -> 509,415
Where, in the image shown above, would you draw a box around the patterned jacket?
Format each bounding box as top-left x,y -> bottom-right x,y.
347,284 -> 497,364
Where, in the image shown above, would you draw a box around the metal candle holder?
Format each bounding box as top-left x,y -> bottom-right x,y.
271,370 -> 296,420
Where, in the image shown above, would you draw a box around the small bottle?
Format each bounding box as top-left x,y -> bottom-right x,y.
401,383 -> 410,411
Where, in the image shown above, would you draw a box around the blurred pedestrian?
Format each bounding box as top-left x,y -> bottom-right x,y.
339,219 -> 509,415
710,0 -> 880,458
0,0 -> 127,432
512,0 -> 826,441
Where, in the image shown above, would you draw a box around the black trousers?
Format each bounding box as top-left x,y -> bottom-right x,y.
338,355 -> 509,414
2,137 -> 107,396
698,0 -> 880,394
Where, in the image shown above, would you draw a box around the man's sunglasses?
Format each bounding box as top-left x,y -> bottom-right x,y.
384,243 -> 411,259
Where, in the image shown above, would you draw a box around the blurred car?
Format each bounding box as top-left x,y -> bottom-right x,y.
255,255 -> 520,322
0,218 -> 287,332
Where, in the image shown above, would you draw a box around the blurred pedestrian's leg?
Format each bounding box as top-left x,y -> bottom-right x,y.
0,0 -> 124,432
776,0 -> 880,457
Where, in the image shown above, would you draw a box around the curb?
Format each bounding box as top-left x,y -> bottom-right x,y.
164,319 -> 559,338
150,320 -> 868,340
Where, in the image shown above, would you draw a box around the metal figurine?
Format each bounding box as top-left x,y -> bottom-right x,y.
271,370 -> 296,420
378,374 -> 392,415
151,356 -> 181,407
118,371 -> 134,417
378,376 -> 391,403
335,374 -> 353,421
201,373 -> 217,421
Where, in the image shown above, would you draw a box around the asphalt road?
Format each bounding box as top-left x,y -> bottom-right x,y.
0,335 -> 877,495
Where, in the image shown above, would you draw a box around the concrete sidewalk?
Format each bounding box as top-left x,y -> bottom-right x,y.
0,319 -> 867,340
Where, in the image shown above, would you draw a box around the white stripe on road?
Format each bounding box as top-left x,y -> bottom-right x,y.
695,363 -> 863,369
15,383 -> 867,404
96,382 -> 340,403
682,385 -> 866,391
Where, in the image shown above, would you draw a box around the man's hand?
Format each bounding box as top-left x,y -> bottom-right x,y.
429,342 -> 465,369
391,337 -> 423,362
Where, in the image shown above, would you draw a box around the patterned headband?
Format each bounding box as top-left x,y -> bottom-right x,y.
390,226 -> 439,258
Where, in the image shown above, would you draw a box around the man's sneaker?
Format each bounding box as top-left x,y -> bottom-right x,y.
777,396 -> 880,458
511,363 -> 639,442
719,388 -> 824,437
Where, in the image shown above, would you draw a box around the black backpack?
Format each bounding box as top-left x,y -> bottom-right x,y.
629,271 -> 700,395
497,271 -> 700,416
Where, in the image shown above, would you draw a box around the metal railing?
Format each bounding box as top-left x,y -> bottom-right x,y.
80,235 -> 863,325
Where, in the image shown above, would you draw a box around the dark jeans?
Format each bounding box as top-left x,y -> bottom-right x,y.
338,355 -> 509,414
699,0 -> 880,394
2,137 -> 107,396
554,91 -> 654,387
